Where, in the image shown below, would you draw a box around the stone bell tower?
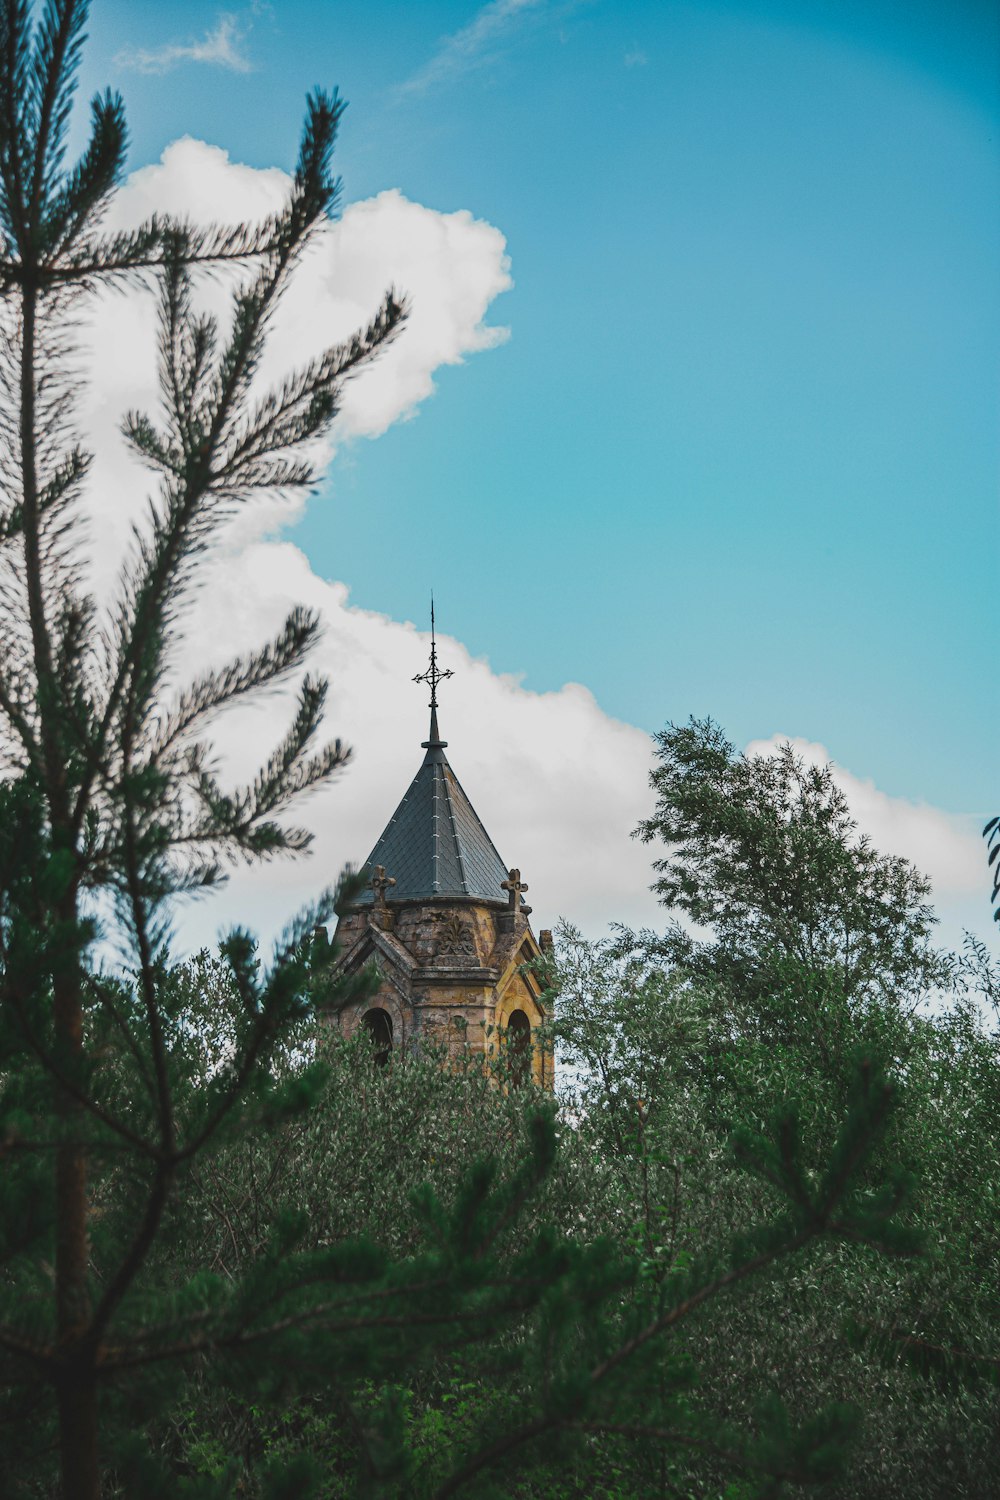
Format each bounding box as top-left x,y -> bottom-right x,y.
331,609 -> 551,1088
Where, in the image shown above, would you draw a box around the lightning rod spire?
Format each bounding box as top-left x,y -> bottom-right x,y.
413,595 -> 453,750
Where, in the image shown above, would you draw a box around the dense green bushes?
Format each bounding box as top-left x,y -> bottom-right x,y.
71,929 -> 992,1498
7,913 -> 997,1494
550,923 -> 1000,1499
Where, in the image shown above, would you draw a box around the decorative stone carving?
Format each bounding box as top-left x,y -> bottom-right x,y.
369,865 -> 396,929
432,910 -> 477,963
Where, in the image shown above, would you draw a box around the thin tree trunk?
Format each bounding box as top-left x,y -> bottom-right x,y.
56,1363 -> 99,1500
53,907 -> 97,1500
20,286 -> 99,1498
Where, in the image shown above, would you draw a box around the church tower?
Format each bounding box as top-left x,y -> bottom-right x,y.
331,611 -> 552,1088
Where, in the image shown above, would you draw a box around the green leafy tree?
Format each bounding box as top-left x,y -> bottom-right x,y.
549,921 -> 1000,1500
137,977 -> 926,1500
635,719 -> 948,1031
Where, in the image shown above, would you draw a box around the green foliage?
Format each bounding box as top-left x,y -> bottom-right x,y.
551,915 -> 1000,1498
92,994 -> 931,1498
635,719 -> 949,1013
4,954 -> 941,1497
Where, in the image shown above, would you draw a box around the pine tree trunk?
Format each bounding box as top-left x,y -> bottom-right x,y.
54,945 -> 98,1500
20,288 -> 100,1499
56,1364 -> 99,1500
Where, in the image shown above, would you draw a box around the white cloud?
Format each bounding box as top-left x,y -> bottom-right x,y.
398,0 -> 549,96
100,142 -> 512,446
116,11 -> 257,76
67,139 -> 985,961
109,139 -> 287,222
311,190 -> 512,440
80,139 -> 511,596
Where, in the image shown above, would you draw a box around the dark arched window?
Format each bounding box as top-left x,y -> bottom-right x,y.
506,1009 -> 531,1086
362,1007 -> 393,1066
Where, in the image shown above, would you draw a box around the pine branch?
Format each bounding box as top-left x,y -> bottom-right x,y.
82,972 -> 155,1100
0,1321 -> 52,1370
15,212 -> 286,285
41,87 -> 126,259
88,1157 -> 174,1351
217,289 -> 405,482
4,979 -> 158,1155
27,0 -> 87,224
0,1 -> 34,250
147,607 -> 322,759
90,175 -> 342,817
0,664 -> 40,769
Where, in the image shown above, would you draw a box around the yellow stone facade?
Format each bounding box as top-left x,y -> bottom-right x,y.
332,893 -> 553,1089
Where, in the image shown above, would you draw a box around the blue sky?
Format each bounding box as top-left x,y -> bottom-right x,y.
72,1 -> 996,937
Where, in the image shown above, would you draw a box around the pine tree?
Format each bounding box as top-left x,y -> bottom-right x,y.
0,1 -> 406,1490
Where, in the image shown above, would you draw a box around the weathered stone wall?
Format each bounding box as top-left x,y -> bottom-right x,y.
494,968 -> 550,1089
331,897 -> 552,1090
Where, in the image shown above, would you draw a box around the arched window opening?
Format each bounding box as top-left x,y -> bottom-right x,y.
506,1009 -> 532,1086
362,1007 -> 393,1066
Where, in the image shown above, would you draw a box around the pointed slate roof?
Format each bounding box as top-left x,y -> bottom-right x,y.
353,708 -> 513,906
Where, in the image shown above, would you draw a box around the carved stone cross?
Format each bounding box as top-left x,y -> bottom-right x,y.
370,865 -> 396,912
501,868 -> 528,913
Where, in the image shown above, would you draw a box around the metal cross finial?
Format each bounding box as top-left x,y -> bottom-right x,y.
412,595 -> 453,709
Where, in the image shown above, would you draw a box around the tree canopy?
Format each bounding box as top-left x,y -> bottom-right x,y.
635,718 -> 948,1015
